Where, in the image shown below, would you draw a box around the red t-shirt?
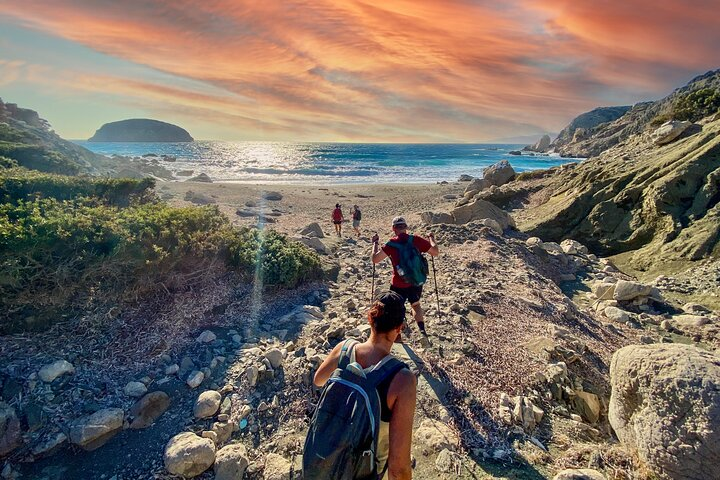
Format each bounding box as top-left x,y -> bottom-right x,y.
381,233 -> 432,288
332,208 -> 343,221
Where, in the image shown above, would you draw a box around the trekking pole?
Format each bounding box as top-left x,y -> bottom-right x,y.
370,236 -> 378,301
430,256 -> 441,315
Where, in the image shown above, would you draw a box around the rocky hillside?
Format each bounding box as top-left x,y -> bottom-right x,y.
552,69 -> 720,157
550,106 -> 631,154
89,119 -> 194,142
0,98 -> 111,174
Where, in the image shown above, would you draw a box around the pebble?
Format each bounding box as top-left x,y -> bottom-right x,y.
187,371 -> 205,389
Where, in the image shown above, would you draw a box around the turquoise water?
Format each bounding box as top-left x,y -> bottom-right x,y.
74,141 -> 576,184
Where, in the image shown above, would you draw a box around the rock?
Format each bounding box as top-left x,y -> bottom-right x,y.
560,239 -> 588,255
196,330 -> 217,343
31,432 -> 67,458
458,174 -> 474,181
295,236 -> 329,254
512,396 -> 541,431
214,443 -> 249,480
165,364 -> 180,375
414,418 -> 458,453
89,118 -> 193,142
573,391 -> 601,424
682,303 -> 712,315
609,344 -> 720,480
451,198 -> 515,228
479,218 -> 503,234
420,211 -> 455,225
211,421 -> 234,444
482,159 -> 516,187
264,348 -> 284,369
526,237 -> 542,247
672,314 -> 711,329
435,448 -> 456,473
164,432 -> 216,477
194,390 -> 222,419
464,177 -> 487,195
184,190 -> 216,205
263,191 -> 283,201
246,365 -> 259,387
553,469 -> 606,480
613,280 -> 652,301
0,402 -> 21,456
652,120 -> 693,145
38,360 -> 74,383
264,452 -> 292,480
540,242 -> 563,254
187,370 -> 205,389
300,222 -> 324,238
128,391 -> 171,429
188,172 -> 213,183
526,134 -> 552,153
69,408 -> 124,451
593,282 -> 616,300
604,306 -> 630,323
123,381 -> 148,398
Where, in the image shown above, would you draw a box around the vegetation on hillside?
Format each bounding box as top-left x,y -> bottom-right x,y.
0,165 -> 321,333
0,122 -> 85,174
651,87 -> 720,126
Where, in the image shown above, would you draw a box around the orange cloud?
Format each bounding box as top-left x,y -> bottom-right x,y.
1,0 -> 718,141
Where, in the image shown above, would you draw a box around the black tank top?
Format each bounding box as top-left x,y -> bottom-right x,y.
377,370 -> 401,422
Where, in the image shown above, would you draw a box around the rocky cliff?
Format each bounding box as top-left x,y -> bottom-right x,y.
552,70 -> 720,157
89,119 -> 194,142
550,106 -> 631,154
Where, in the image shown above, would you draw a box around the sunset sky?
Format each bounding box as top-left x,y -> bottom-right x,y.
1,1 -> 719,142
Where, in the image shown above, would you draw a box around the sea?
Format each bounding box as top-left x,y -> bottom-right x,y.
74,141 -> 578,184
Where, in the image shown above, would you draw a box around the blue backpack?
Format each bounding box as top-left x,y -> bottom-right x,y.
386,235 -> 429,286
303,340 -> 407,479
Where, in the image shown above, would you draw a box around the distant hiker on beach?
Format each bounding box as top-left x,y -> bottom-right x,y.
371,216 -> 438,345
304,291 -> 416,480
332,203 -> 344,237
351,204 -> 362,237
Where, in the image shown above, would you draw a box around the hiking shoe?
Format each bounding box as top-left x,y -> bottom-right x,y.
419,334 -> 431,348
417,321 -> 427,335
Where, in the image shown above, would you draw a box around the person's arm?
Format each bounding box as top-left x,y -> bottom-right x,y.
371,234 -> 388,264
426,232 -> 439,257
313,342 -> 344,387
387,370 -> 417,480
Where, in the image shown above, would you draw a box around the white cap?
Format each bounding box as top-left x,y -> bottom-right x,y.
392,216 -> 407,226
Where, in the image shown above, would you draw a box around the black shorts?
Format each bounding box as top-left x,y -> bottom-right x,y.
390,284 -> 423,304
333,220 -> 342,225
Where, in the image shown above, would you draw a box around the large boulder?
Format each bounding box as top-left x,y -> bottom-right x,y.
194,390 -> 222,419
464,177 -> 487,195
525,134 -> 552,153
652,120 -> 693,145
299,222 -> 324,238
482,159 -> 516,187
553,469 -> 605,480
295,236 -> 329,255
609,344 -> 720,479
128,391 -> 171,429
413,418 -> 459,453
451,199 -> 515,229
420,211 -> 454,225
0,402 -> 21,456
612,280 -> 652,301
38,360 -> 75,383
263,452 -> 292,480
164,432 -> 216,477
214,443 -> 249,480
69,408 -> 124,451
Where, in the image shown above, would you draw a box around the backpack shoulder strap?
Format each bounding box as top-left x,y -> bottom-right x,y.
337,339 -> 359,370
365,356 -> 408,388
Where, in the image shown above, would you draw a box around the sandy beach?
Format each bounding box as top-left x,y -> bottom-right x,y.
159,180 -> 467,239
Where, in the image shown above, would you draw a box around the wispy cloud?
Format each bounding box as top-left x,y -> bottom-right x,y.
0,0 -> 718,141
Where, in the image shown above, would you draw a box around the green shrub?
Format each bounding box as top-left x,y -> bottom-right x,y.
0,141 -> 83,175
0,167 -> 155,206
0,156 -> 18,169
0,198 -> 321,332
673,88 -> 720,121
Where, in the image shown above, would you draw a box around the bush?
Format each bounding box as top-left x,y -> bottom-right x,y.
0,156 -> 17,169
653,88 -> 720,126
0,167 -> 155,206
0,197 -> 321,332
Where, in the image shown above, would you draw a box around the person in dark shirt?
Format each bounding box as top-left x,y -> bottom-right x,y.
371,216 -> 439,343
351,204 -> 362,237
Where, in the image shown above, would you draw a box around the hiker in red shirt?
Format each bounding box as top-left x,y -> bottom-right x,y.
371,216 -> 439,344
331,203 -> 344,237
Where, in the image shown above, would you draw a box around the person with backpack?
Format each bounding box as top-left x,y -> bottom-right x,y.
304,291 -> 416,479
371,216 -> 438,342
351,204 -> 362,237
332,203 -> 344,237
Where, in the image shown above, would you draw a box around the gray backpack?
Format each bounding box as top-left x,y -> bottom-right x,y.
303,339 -> 407,479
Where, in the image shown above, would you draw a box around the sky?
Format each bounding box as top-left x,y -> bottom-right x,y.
0,1 -> 719,142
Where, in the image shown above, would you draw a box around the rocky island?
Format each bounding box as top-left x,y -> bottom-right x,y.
88,118 -> 194,142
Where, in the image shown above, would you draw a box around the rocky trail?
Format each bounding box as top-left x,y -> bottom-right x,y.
2,211 -> 719,479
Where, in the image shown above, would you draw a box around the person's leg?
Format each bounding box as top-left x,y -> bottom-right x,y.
411,301 -> 425,332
